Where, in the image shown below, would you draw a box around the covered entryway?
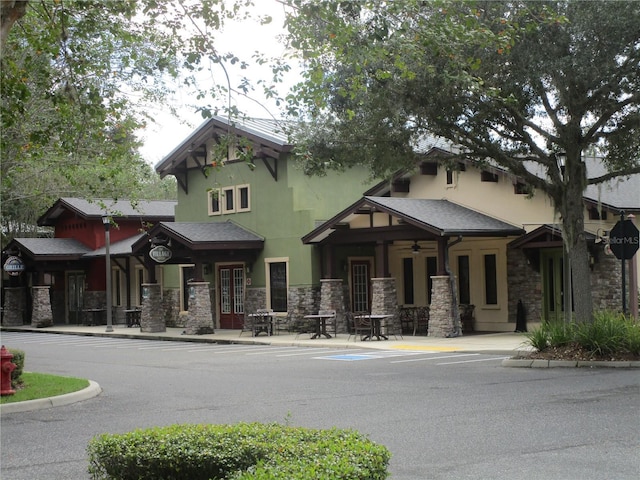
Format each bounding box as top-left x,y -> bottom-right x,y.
303,196 -> 525,336
132,221 -> 264,330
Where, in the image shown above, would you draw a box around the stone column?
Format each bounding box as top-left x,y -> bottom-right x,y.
140,283 -> 165,333
428,275 -> 456,337
31,286 -> 53,327
371,277 -> 400,332
319,279 -> 346,332
184,282 -> 214,335
2,287 -> 26,326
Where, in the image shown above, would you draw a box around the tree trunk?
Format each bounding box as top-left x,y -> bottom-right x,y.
560,155 -> 594,323
0,0 -> 28,51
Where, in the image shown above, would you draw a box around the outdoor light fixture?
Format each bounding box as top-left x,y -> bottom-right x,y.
412,241 -> 421,255
102,215 -> 113,332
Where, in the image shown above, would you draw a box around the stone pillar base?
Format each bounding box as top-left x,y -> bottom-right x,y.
319,279 -> 346,333
184,282 -> 214,335
141,283 -> 165,333
2,287 -> 26,326
428,276 -> 456,337
31,286 -> 53,327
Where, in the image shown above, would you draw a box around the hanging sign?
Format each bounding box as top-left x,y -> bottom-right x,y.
3,256 -> 25,276
149,245 -> 172,263
609,219 -> 639,260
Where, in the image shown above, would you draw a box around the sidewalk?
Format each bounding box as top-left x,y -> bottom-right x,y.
0,324 -> 533,355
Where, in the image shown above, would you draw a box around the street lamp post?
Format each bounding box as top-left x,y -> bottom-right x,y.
102,215 -> 113,332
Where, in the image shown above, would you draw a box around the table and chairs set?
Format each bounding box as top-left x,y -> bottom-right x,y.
241,308 -> 401,342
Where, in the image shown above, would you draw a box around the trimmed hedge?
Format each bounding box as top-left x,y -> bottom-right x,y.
87,422 -> 390,480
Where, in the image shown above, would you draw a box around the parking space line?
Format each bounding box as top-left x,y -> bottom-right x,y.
436,356 -> 509,365
390,353 -> 480,363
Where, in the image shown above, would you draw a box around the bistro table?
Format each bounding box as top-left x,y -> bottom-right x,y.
247,312 -> 274,336
124,308 -> 141,327
82,308 -> 106,326
303,313 -> 334,339
355,314 -> 392,340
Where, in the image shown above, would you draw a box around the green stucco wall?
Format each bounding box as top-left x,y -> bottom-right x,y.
173,156 -> 377,288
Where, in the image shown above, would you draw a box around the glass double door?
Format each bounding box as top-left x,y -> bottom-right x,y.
218,264 -> 244,329
67,272 -> 85,324
541,249 -> 572,322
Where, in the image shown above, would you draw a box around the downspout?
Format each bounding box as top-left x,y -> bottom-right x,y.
445,235 -> 463,337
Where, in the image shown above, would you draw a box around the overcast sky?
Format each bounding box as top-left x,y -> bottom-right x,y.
139,0 -> 296,166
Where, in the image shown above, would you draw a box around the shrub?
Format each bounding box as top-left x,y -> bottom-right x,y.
7,348 -> 25,387
573,311 -> 628,356
87,422 -> 390,480
524,320 -> 574,351
524,311 -> 640,357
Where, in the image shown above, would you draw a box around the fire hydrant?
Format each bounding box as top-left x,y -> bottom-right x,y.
1,345 -> 17,396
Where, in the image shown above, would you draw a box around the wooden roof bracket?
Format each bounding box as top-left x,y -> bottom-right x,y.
261,156 -> 278,181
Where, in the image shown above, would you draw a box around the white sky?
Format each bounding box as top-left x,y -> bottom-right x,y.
138,0 -> 297,166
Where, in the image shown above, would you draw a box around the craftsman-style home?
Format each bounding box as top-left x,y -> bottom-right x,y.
130,116 -> 638,336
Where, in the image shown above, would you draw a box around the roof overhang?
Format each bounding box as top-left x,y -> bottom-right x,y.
303,196 -> 525,245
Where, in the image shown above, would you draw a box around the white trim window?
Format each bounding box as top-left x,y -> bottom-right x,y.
208,188 -> 221,216
222,186 -> 235,214
236,184 -> 251,212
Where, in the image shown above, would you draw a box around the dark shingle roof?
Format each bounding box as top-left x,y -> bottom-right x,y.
38,198 -> 176,226
10,238 -> 92,259
365,197 -> 524,236
160,221 -> 264,243
83,234 -> 146,257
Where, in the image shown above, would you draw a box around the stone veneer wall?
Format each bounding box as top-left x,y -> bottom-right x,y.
141,283 -> 165,333
163,288 -> 183,328
591,251 -> 623,312
319,279 -> 346,333
31,286 -> 53,327
507,248 -> 542,327
83,290 -> 104,310
245,287 -> 267,318
2,287 -> 26,326
184,282 -> 214,335
508,246 -> 627,326
428,276 -> 456,337
287,285 -> 320,323
370,277 -> 401,334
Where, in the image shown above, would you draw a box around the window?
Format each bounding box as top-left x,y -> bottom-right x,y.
208,189 -> 221,216
403,257 -> 414,305
481,171 -> 499,182
180,265 -> 195,312
222,187 -> 235,213
457,255 -> 470,304
513,182 -> 529,195
446,169 -> 455,185
236,184 -> 250,212
483,254 -> 498,305
136,267 -> 144,305
266,259 -> 288,312
588,206 -> 607,220
425,256 -> 438,304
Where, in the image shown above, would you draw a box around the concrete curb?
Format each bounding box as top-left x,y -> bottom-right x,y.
502,358 -> 640,368
0,380 -> 102,415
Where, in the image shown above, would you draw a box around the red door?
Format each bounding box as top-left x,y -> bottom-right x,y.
218,264 -> 245,329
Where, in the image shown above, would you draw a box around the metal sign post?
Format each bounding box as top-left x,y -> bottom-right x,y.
609,212 -> 640,314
